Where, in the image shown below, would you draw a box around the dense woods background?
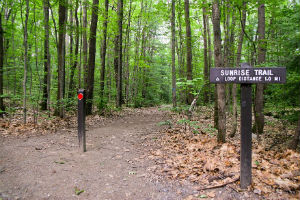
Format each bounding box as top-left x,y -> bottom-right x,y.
0,0 -> 299,146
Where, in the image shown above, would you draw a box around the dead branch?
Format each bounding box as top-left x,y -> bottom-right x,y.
197,176 -> 240,191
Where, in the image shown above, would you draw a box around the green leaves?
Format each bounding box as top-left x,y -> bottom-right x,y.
74,187 -> 84,195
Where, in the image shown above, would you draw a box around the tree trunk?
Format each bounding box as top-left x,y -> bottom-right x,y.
207,12 -> 213,102
114,36 -> 119,95
177,0 -> 184,80
230,2 -> 246,137
82,0 -> 88,88
56,0 -> 67,118
23,0 -> 30,123
85,0 -> 99,115
171,0 -> 176,107
223,1 -> 232,111
184,0 -> 193,105
0,12 -> 5,116
202,5 -> 209,104
116,0 -> 124,108
67,5 -> 73,98
212,0 -> 226,143
99,0 -> 109,110
41,0 -> 51,112
33,2 -> 42,124
124,0 -> 132,105
255,2 -> 266,135
214,86 -> 218,129
68,0 -> 79,99
175,0 -> 185,103
289,116 -> 300,150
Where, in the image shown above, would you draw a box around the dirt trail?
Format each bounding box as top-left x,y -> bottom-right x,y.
0,108 -> 196,200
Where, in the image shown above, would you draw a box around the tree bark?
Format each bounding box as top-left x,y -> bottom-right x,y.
114,36 -> 119,96
202,5 -> 209,104
56,0 -> 67,118
23,0 -> 30,123
289,117 -> 300,150
68,0 -> 79,99
124,0 -> 132,105
82,0 -> 88,88
184,0 -> 193,105
177,0 -> 184,79
230,3 -> 246,137
171,0 -> 177,107
132,0 -> 143,105
67,5 -> 73,98
41,0 -> 51,112
99,0 -> 109,110
212,0 -> 226,143
85,0 -> 99,115
176,0 -> 185,103
0,12 -> 5,116
255,2 -> 266,135
207,12 -> 213,102
116,0 -> 124,108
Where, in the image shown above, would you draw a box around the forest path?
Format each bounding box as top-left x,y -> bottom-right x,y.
0,107 -> 196,200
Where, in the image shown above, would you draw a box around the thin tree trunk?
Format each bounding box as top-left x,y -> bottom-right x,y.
184,0 -> 193,105
289,116 -> 300,150
202,5 -> 209,104
255,2 -> 266,135
226,11 -> 236,113
49,2 -> 58,48
23,0 -> 30,123
82,0 -> 88,88
78,1 -> 83,88
12,14 -> 17,97
124,0 -> 132,105
67,5 -> 73,99
212,0 -> 226,143
230,3 -> 246,137
132,0 -> 143,106
41,0 -> 51,112
171,0 -> 176,107
56,0 -> 67,118
68,0 -> 79,99
33,2 -> 42,124
116,0 -> 124,108
207,12 -> 213,102
85,0 -> 99,115
214,86 -> 218,129
0,12 -> 5,116
176,0 -> 184,83
99,0 -> 109,110
223,1 -> 230,111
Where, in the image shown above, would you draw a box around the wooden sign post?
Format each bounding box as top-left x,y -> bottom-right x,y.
78,89 -> 86,152
210,63 -> 286,189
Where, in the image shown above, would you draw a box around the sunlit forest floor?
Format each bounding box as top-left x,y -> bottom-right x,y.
0,106 -> 299,199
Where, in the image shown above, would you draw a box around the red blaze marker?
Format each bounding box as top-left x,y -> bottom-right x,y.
78,93 -> 83,100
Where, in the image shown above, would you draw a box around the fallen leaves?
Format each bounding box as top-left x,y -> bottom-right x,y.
149,107 -> 300,199
74,187 -> 84,195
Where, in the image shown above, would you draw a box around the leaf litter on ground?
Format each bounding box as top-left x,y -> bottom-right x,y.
0,107 -> 151,137
149,106 -> 299,199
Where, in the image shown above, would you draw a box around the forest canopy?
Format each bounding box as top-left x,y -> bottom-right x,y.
0,0 -> 299,125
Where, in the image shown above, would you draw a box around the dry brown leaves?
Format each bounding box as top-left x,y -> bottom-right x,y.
0,111 -> 107,136
150,106 -> 300,199
0,107 -> 159,137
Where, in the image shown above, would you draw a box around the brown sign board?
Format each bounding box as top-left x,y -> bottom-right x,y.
210,67 -> 286,84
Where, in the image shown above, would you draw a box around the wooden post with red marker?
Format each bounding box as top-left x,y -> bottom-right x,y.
78,89 -> 86,152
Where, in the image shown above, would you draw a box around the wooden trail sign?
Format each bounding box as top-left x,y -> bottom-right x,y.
210,67 -> 286,84
78,89 -> 86,152
209,63 -> 286,189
